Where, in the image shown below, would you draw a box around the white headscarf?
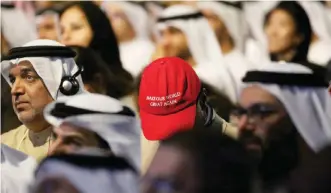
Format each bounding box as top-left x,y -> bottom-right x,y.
44,93 -> 141,172
101,1 -> 151,40
0,5 -> 37,48
1,144 -> 37,193
155,4 -> 238,103
156,5 -> 223,67
197,1 -> 246,51
1,39 -> 85,100
241,62 -> 331,152
299,1 -> 331,42
33,150 -> 138,193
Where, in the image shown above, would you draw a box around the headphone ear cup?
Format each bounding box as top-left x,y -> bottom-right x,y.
69,78 -> 80,95
59,76 -> 80,96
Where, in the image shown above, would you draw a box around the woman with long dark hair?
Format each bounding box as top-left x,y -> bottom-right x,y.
264,1 -> 327,77
59,1 -> 134,84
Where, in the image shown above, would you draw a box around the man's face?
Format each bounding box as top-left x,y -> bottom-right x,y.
104,3 -> 135,42
201,9 -> 227,40
37,14 -> 59,41
48,122 -> 102,156
234,85 -> 292,159
158,26 -> 191,60
141,145 -> 198,193
8,61 -> 53,124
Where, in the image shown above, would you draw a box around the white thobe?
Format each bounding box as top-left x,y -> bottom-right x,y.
1,144 -> 37,193
120,39 -> 155,78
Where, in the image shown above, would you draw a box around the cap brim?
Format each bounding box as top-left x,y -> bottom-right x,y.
140,104 -> 197,140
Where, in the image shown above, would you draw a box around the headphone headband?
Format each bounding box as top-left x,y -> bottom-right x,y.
1,45 -> 76,61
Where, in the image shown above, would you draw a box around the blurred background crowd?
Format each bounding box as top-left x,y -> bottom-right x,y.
2,1 -> 331,131
1,0 -> 331,193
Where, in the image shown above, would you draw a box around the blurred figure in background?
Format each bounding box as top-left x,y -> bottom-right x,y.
298,1 -> 331,66
60,1 -> 137,110
1,3 -> 38,134
264,1 -> 327,78
1,144 -> 37,193
102,1 -> 155,78
70,46 -> 134,100
35,7 -> 61,41
59,1 -> 134,84
197,1 -> 255,89
33,1 -> 61,12
32,149 -> 138,193
290,145 -> 331,193
44,93 -> 141,171
233,62 -> 331,192
142,128 -> 252,193
244,1 -> 331,69
1,32 -> 11,57
326,1 -> 331,22
1,3 -> 37,52
153,4 -> 237,103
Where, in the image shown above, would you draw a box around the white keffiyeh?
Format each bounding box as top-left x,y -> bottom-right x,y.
155,5 -> 238,103
1,39 -> 86,99
241,62 -> 331,152
44,93 -> 141,172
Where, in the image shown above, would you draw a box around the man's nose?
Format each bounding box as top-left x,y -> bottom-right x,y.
11,78 -> 25,96
238,115 -> 256,132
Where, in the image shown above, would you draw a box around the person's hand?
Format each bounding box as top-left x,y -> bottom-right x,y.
213,112 -> 239,140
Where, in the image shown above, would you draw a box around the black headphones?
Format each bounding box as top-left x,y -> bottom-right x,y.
198,88 -> 214,127
2,45 -> 82,96
59,65 -> 83,96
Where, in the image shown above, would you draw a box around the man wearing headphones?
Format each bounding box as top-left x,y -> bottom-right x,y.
139,57 -> 238,171
1,39 -> 85,162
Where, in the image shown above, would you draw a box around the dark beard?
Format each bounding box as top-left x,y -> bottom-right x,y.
258,129 -> 299,187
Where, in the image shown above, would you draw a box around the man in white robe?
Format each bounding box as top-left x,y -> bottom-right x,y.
153,4 -> 238,103
35,8 -> 61,41
31,148 -> 138,193
1,39 -> 85,161
1,3 -> 37,56
197,1 -> 256,90
234,62 -> 331,192
101,1 -> 155,78
43,93 -> 141,172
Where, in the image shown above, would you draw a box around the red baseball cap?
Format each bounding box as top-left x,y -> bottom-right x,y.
139,57 -> 201,140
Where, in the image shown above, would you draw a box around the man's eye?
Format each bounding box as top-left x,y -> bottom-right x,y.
26,75 -> 34,81
9,77 -> 15,84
